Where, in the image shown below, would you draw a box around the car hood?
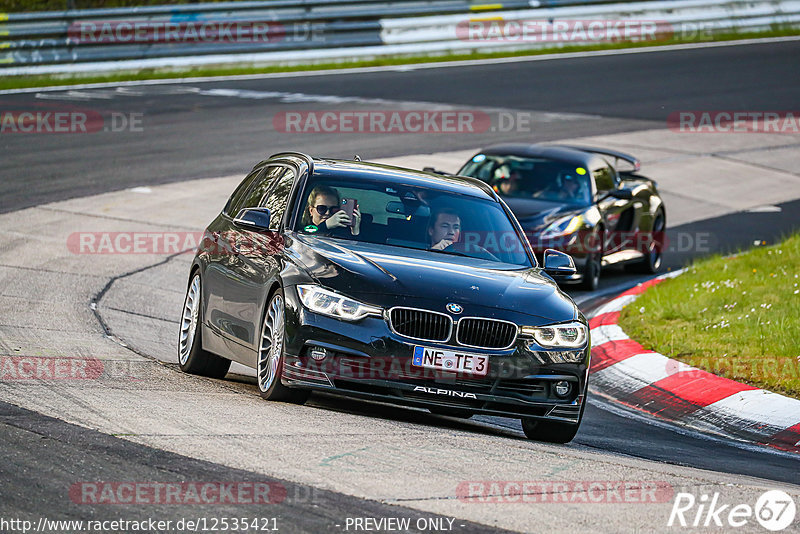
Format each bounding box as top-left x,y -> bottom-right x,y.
503,198 -> 586,232
288,234 -> 576,324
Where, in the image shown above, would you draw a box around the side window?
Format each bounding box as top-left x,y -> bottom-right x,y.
261,167 -> 296,230
239,166 -> 285,212
593,166 -> 615,193
224,168 -> 264,216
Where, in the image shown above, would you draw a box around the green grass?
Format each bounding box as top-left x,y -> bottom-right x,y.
618,233 -> 800,399
2,27 -> 799,92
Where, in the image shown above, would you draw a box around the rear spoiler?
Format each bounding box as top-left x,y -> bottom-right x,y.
554,145 -> 641,172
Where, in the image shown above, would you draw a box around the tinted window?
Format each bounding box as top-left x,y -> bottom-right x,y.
261,167 -> 296,230
294,175 -> 532,267
225,168 -> 264,216
460,154 -> 591,206
593,166 -> 616,192
238,166 -> 286,213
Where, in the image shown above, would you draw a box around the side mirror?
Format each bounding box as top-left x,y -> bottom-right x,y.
234,208 -> 271,232
543,249 -> 577,277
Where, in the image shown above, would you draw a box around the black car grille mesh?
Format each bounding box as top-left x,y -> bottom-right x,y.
389,308 -> 451,342
456,318 -> 517,349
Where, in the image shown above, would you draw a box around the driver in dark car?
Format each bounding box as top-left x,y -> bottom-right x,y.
427,207 -> 461,251
301,185 -> 361,236
558,173 -> 582,201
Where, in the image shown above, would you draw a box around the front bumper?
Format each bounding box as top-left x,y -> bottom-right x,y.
280,287 -> 590,423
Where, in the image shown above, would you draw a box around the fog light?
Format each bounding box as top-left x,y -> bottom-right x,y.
553,380 -> 571,398
309,346 -> 327,361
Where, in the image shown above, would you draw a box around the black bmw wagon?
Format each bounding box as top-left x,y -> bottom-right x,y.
179,152 -> 591,443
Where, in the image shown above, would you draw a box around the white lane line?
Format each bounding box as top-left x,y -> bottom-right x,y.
2,35 -> 798,95
29,85 -> 605,126
746,205 -> 782,213
35,90 -> 117,101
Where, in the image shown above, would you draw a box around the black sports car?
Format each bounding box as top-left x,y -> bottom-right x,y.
178,152 -> 590,443
454,144 -> 666,290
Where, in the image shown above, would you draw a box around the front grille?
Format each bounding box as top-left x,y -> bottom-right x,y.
389,307 -> 452,342
456,318 -> 517,349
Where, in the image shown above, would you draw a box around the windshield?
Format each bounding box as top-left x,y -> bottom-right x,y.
294,175 -> 533,267
459,154 -> 592,206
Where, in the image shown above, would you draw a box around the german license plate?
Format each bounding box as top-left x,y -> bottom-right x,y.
411,346 -> 489,376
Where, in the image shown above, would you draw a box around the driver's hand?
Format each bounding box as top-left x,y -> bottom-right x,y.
350,207 -> 361,236
431,239 -> 453,251
324,210 -> 350,230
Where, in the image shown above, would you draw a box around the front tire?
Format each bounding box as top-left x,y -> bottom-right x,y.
257,288 -> 309,404
521,418 -> 580,444
579,252 -> 601,291
178,272 -> 231,379
521,397 -> 585,444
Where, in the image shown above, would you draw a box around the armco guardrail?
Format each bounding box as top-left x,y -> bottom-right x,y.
1,0 -> 799,74
0,0 -> 532,66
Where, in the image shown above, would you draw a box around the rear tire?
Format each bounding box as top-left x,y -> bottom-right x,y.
178,272 -> 231,379
257,288 -> 309,404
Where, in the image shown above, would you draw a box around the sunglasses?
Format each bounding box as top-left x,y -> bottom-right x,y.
313,204 -> 340,216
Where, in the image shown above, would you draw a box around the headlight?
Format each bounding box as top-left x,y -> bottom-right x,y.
541,215 -> 584,238
520,321 -> 588,349
296,284 -> 382,321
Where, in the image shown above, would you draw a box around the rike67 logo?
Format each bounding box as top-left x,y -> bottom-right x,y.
668,490 -> 796,531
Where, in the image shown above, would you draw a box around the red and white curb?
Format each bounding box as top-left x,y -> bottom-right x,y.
588,271 -> 800,454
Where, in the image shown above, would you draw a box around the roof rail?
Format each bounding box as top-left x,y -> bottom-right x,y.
268,151 -> 315,175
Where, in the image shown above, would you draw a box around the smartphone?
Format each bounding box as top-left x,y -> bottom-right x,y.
340,198 -> 357,227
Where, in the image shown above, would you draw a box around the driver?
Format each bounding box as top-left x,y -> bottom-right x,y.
427,207 -> 461,251
301,185 -> 361,236
492,164 -> 520,196
557,173 -> 584,201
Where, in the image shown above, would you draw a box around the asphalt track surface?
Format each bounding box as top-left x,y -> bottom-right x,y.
1,39 -> 799,530
0,401 -> 508,533
1,39 -> 798,213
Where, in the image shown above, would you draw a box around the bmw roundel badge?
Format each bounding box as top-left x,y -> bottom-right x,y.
446,303 -> 463,314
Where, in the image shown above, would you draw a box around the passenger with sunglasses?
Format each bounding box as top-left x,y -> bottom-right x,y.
301,185 -> 361,236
